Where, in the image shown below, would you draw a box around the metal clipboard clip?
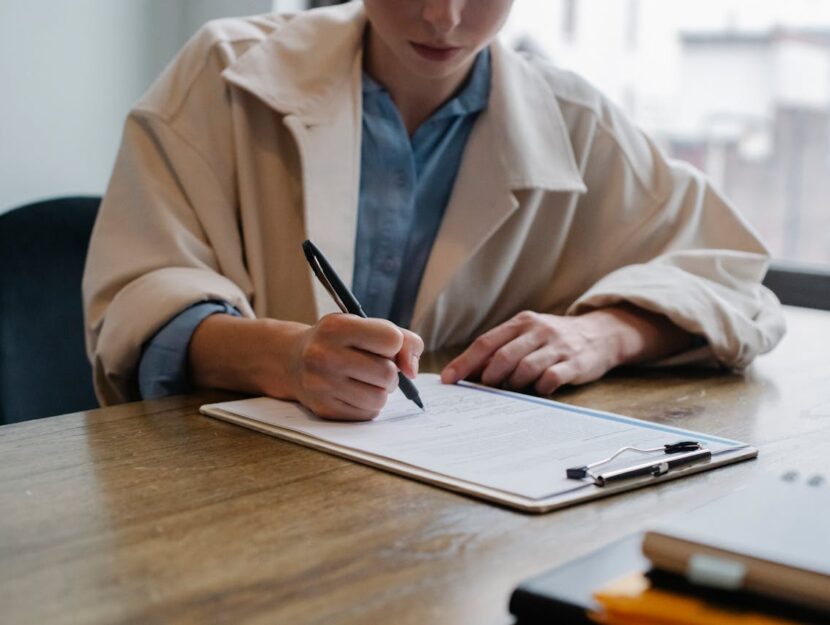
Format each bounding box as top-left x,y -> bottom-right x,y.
566,441 -> 712,487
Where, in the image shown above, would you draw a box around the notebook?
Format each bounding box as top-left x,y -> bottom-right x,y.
642,473 -> 830,611
200,373 -> 757,513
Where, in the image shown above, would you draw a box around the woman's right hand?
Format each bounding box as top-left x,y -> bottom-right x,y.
189,313 -> 423,421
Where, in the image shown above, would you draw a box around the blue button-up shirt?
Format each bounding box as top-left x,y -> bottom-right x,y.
353,50 -> 490,328
138,50 -> 492,400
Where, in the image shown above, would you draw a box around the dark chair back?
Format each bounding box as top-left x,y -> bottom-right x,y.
0,196 -> 100,424
763,261 -> 830,312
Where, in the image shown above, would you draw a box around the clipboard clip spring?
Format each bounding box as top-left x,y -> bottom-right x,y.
566,441 -> 711,487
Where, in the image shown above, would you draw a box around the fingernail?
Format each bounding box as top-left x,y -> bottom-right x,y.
443,366 -> 456,382
410,354 -> 420,376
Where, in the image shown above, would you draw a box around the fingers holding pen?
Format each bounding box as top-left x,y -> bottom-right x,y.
332,315 -> 423,380
292,314 -> 423,420
395,329 -> 424,379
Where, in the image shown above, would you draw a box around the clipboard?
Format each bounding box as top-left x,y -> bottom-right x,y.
200,374 -> 757,513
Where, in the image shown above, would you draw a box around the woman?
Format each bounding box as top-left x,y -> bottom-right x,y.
83,0 -> 784,419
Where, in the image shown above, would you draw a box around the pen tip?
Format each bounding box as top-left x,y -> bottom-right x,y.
414,397 -> 424,411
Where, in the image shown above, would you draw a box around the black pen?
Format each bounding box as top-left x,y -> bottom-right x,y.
302,240 -> 424,411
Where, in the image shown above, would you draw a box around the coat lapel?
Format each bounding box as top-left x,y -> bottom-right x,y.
409,111 -> 516,332
282,76 -> 363,318
222,3 -> 366,317
410,41 -> 587,331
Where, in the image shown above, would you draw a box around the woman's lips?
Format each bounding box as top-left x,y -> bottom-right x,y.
410,41 -> 462,62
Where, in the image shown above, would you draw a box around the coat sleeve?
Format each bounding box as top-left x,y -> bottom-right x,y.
562,99 -> 785,369
82,108 -> 256,406
82,20 -> 295,405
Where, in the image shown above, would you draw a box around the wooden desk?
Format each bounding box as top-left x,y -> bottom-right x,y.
2,307 -> 829,625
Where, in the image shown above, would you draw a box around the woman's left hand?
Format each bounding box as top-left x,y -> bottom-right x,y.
440,307 -> 695,395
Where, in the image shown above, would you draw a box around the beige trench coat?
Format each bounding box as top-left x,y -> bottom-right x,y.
83,2 -> 785,405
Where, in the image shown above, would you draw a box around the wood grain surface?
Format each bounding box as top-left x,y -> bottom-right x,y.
1,306 -> 829,625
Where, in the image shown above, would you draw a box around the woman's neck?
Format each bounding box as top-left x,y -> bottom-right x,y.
363,28 -> 476,135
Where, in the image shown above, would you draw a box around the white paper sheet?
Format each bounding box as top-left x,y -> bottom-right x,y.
202,374 -> 746,501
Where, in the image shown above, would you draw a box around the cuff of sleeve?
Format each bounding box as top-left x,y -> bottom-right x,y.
138,301 -> 240,400
567,258 -> 785,370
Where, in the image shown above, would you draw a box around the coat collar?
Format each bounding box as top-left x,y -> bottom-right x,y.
222,2 -> 367,125
222,2 -> 585,193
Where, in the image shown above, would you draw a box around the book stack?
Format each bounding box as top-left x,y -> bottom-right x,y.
510,473 -> 830,625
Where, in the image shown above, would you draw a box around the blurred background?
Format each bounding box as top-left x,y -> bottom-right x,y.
2,0 -> 828,266
504,0 -> 830,266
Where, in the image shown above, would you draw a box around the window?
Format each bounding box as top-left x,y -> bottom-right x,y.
504,0 -> 830,266
562,0 -> 578,42
626,0 -> 640,50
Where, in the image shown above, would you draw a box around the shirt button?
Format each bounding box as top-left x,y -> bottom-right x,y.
383,258 -> 397,272
394,172 -> 407,187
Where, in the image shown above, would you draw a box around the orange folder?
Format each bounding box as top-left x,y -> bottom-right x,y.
590,573 -> 803,625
